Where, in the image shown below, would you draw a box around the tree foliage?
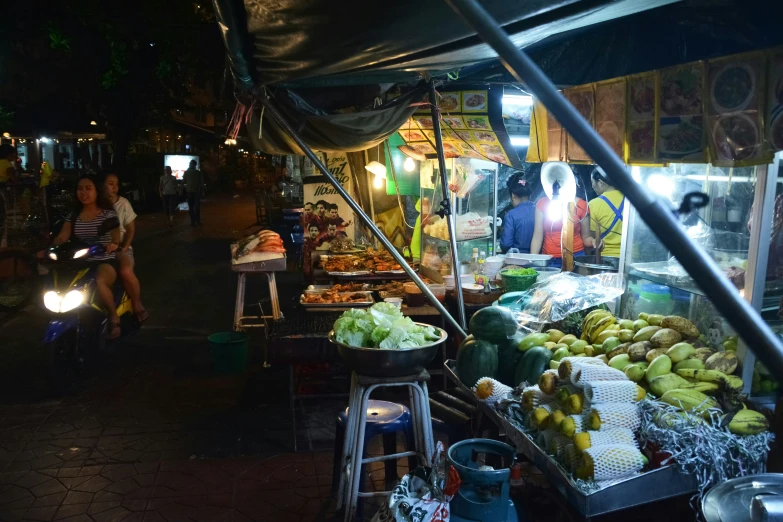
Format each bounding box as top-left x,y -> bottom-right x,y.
0,0 -> 226,165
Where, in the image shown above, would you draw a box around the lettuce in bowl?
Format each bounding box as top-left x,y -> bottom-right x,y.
334,303 -> 440,349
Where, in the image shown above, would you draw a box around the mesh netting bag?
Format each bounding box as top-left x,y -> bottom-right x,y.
522,385 -> 556,410
571,365 -> 627,388
473,377 -> 513,405
558,356 -> 605,380
585,381 -> 639,404
590,403 -> 641,431
564,443 -> 579,472
562,414 -> 588,438
537,429 -> 558,449
587,428 -> 638,449
548,435 -> 572,461
583,444 -> 646,481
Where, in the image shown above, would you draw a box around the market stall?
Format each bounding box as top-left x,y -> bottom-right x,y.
211,0 -> 783,519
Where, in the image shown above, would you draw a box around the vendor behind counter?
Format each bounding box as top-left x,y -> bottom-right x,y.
589,167 -> 625,261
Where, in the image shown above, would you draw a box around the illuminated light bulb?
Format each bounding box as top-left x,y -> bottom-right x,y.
374,175 -> 384,189
404,156 -> 415,172
547,200 -> 563,220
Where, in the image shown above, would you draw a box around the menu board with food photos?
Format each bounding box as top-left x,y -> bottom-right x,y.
546,109 -> 564,161
707,53 -> 769,166
595,79 -> 627,160
397,86 -> 522,168
565,86 -> 595,163
657,63 -> 706,163
527,49 -> 783,167
627,72 -> 657,163
767,51 -> 783,152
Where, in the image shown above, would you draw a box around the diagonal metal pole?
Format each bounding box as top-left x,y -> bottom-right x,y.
428,81 -> 467,330
443,0 -> 783,379
257,93 -> 467,338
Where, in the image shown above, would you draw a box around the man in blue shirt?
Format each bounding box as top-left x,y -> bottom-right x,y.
499,172 -> 536,253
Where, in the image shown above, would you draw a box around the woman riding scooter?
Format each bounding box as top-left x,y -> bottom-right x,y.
48,175 -> 122,338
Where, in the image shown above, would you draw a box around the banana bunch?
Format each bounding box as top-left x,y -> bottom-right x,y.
581,310 -> 616,343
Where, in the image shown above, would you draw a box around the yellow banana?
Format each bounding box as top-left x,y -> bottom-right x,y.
675,369 -> 743,391
660,389 -> 719,418
677,382 -> 721,395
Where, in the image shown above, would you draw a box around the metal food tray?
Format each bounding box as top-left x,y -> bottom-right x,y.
306,284 -> 373,294
444,360 -> 698,518
299,291 -> 374,308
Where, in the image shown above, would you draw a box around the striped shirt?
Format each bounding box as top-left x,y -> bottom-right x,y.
72,209 -> 118,261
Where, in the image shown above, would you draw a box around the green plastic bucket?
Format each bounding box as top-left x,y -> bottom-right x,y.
207,332 -> 250,374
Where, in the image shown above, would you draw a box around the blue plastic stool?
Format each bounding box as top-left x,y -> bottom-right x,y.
333,400 -> 415,496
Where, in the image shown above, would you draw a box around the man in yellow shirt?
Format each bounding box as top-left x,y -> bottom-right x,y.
589,167 -> 625,263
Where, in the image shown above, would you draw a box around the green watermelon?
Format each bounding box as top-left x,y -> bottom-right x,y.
456,338 -> 498,388
470,306 -> 518,344
513,346 -> 553,387
497,333 -> 524,386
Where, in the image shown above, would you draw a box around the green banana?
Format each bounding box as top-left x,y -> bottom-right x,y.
675,369 -> 743,391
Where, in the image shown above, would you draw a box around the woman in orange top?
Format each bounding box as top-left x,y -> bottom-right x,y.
530,196 -> 600,268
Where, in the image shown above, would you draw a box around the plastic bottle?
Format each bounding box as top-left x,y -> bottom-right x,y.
475,251 -> 487,285
469,248 -> 479,277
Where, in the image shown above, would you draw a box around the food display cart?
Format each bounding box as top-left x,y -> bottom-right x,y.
212,0 -> 783,518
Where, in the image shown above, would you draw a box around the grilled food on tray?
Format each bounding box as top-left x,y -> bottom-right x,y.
321,248 -> 403,273
302,290 -> 369,304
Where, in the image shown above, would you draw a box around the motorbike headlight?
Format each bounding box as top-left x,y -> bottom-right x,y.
73,248 -> 89,259
48,252 -> 58,261
43,291 -> 61,312
43,290 -> 84,313
59,290 -> 84,313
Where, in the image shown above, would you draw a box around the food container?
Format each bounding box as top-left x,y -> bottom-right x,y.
499,268 -> 539,292
504,253 -> 552,267
574,255 -> 618,276
444,274 -> 476,289
484,256 -> 505,279
535,267 -> 561,283
384,297 -> 403,308
428,283 -> 446,303
403,282 -> 426,307
329,324 -> 447,377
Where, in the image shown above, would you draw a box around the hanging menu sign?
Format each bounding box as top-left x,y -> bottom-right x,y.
565,85 -> 595,163
657,62 -> 706,163
397,85 -> 522,168
707,53 -> 769,166
627,72 -> 657,163
595,78 -> 627,160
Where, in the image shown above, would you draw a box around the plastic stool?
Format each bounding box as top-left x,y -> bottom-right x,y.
336,370 -> 434,522
332,401 -> 416,516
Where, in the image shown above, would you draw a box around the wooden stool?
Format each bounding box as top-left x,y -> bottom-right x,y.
336,370 -> 434,522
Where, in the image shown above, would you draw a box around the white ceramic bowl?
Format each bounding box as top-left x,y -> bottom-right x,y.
462,283 -> 484,293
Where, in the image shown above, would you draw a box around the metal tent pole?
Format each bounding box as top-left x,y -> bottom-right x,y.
257,94 -> 467,338
428,81 -> 468,330
443,0 -> 783,379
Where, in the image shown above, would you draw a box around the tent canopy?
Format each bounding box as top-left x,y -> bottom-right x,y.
213,0 -> 677,90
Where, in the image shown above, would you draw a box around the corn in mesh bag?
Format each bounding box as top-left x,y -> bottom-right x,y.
584,428 -> 638,449
590,403 -> 641,432
582,444 -> 646,481
571,364 -> 627,388
522,385 -> 556,409
585,381 -> 638,404
548,435 -> 572,461
563,443 -> 580,473
537,429 -> 559,449
559,357 -> 605,380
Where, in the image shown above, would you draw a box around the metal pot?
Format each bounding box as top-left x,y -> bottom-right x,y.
328,324 -> 448,377
573,255 -> 618,276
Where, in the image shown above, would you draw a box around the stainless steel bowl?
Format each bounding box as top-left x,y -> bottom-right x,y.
328,324 -> 448,377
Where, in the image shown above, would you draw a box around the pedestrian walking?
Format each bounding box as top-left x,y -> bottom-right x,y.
159,166 -> 178,227
183,160 -> 203,226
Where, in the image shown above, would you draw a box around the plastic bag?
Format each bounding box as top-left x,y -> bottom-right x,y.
500,272 -> 624,330
372,442 -> 460,522
455,213 -> 492,241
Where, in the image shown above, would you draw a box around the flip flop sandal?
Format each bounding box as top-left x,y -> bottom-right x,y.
108,322 -> 121,340
135,310 -> 149,323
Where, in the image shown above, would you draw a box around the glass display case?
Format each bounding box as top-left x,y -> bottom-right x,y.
419,158 -> 499,282
619,155 -> 783,403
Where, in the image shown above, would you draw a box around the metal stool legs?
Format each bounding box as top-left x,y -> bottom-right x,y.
336,371 -> 434,522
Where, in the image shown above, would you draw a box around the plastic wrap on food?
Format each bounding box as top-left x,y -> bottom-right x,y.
500,273 -> 624,329
231,229 -> 286,265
